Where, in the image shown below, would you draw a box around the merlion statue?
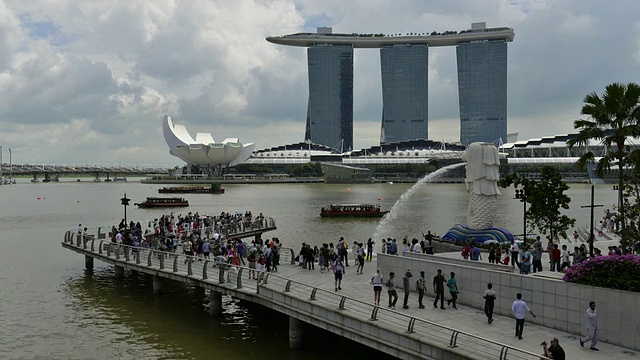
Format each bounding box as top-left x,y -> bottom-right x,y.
441,142 -> 514,245
461,142 -> 501,229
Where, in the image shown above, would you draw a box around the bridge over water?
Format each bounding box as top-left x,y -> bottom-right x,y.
1,163 -> 172,181
61,225 -> 571,360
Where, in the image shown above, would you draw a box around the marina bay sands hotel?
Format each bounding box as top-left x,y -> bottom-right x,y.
266,22 -> 515,151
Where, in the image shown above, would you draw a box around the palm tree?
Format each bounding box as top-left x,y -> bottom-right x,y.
567,82 -> 640,253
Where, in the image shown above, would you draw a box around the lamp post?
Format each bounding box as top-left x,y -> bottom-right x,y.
514,188 -> 527,243
120,193 -> 131,225
8,148 -> 12,180
582,184 -> 603,258
612,185 -> 621,214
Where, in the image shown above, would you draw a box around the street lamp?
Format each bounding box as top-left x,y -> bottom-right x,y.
120,193 -> 131,226
514,188 -> 527,243
612,185 -> 621,214
582,184 -> 603,258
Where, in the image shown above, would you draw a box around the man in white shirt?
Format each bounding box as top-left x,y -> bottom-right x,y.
510,242 -> 520,268
580,301 -> 599,351
511,293 -> 536,340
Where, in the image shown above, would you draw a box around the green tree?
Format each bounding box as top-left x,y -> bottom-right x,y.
567,82 -> 640,252
498,166 -> 576,242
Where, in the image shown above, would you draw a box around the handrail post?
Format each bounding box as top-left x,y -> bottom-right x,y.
187,257 -> 193,275
125,247 -> 130,261
107,243 -> 111,257
159,254 -> 165,269
136,249 -> 140,264
337,296 -> 346,310
406,318 -> 416,334
369,306 -> 380,321
91,239 -> 95,252
309,288 -> 318,301
115,245 -> 121,260
173,255 -> 178,272
83,236 -> 88,249
499,347 -> 508,360
449,331 -> 460,348
236,268 -> 243,289
284,280 -> 292,292
289,248 -> 295,265
76,234 -> 81,247
202,260 -> 208,279
147,251 -> 153,266
98,240 -> 103,254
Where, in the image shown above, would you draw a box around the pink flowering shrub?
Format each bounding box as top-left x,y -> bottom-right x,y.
563,254 -> 640,292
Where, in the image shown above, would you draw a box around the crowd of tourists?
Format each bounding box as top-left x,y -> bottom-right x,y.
93,211 -> 284,279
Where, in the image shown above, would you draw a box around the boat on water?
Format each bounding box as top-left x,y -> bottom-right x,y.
134,197 -> 189,208
158,184 -> 224,194
320,204 -> 388,218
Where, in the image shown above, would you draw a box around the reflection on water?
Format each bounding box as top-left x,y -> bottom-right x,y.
60,266 -> 395,360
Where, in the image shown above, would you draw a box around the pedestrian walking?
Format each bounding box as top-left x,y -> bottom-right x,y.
433,269 -> 446,310
579,301 -> 599,351
370,268 -> 383,306
512,293 -> 536,340
402,269 -> 413,309
483,283 -> 496,324
446,272 -> 459,309
385,272 -> 398,309
333,257 -> 344,292
416,271 -> 427,309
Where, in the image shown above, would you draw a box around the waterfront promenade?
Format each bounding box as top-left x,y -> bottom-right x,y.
62,229 -> 636,360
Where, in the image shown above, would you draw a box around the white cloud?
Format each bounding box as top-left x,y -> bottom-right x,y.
0,0 -> 639,164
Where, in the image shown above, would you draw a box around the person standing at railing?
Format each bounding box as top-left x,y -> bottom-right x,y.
366,238 -> 374,261
356,243 -> 365,274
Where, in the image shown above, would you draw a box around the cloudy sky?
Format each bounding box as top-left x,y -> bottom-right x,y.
1,0 -> 639,165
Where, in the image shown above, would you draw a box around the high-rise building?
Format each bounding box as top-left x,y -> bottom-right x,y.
380,44 -> 429,144
267,23 -> 514,149
457,39 -> 508,146
305,44 -> 353,151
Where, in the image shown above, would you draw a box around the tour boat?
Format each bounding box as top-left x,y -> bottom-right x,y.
320,204 -> 389,218
158,184 -> 224,194
134,197 -> 189,208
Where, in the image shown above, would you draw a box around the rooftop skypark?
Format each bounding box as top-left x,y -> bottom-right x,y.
266,24 -> 514,48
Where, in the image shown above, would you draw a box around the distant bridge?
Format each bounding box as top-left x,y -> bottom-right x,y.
0,163 -> 172,181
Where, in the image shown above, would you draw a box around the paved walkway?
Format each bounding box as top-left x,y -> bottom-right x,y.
274,258 -> 634,360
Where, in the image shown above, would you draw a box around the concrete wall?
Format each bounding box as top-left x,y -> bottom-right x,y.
379,253 -> 640,351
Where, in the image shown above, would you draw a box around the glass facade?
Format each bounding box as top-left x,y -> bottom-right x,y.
305,45 -> 353,151
380,44 -> 429,144
457,40 -> 508,146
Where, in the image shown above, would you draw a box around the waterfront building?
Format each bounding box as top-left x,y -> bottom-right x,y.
267,22 -> 515,147
380,44 -> 429,144
457,37 -> 508,145
305,45 -> 354,151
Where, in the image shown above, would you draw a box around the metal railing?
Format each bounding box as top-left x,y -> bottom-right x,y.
63,229 -> 548,360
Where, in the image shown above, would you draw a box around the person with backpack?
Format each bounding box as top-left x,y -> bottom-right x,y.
446,272 -> 459,309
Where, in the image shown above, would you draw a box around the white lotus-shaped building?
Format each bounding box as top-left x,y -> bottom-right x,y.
162,115 -> 255,167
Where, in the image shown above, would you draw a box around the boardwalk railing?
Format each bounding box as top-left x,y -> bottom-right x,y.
63,229 -> 548,360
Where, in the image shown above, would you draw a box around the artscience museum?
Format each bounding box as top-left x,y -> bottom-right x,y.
162,115 -> 255,175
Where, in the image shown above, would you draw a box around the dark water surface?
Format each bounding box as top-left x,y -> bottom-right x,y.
0,179 -> 616,359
